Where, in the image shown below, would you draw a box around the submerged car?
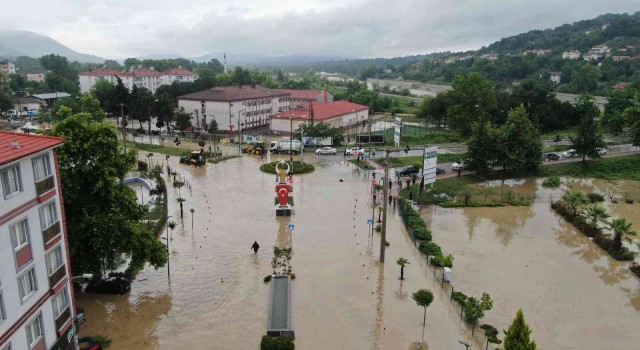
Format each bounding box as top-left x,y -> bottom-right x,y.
315,146 -> 337,155
436,167 -> 446,175
596,147 -> 608,155
545,153 -> 560,161
83,276 -> 131,295
451,161 -> 466,172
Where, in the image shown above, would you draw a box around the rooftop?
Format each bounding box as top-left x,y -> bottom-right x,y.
178,84 -> 289,102
0,131 -> 64,166
164,68 -> 198,76
273,89 -> 325,100
271,101 -> 368,121
31,92 -> 71,100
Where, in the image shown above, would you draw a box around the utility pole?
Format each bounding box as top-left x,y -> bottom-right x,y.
380,150 -> 389,262
300,124 -> 304,163
120,103 -> 126,153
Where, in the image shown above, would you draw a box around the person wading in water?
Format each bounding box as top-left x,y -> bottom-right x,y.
251,241 -> 260,254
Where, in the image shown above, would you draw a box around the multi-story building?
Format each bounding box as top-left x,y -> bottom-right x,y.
0,131 -> 77,350
78,66 -> 198,94
177,85 -> 291,132
270,101 -> 369,135
0,63 -> 16,75
562,50 -> 581,59
273,89 -> 333,107
549,72 -> 562,85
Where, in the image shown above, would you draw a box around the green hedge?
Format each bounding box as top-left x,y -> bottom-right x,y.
541,176 -> 561,188
274,197 -> 294,205
260,336 -> 295,350
260,161 -> 315,174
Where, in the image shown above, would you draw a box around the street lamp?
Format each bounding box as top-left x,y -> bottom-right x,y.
237,108 -> 247,155
190,208 -> 195,232
165,215 -> 173,281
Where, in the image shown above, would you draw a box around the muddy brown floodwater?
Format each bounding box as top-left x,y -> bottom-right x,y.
422,177 -> 640,350
77,154 -> 477,349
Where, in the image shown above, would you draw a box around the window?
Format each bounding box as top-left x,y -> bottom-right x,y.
46,246 -> 64,276
1,165 -> 22,198
25,314 -> 43,349
52,287 -> 69,319
18,268 -> 37,301
32,155 -> 52,182
39,202 -> 58,230
10,219 -> 29,251
2,343 -> 11,350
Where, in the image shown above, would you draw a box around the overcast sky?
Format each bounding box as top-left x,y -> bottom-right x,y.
1,0 -> 639,59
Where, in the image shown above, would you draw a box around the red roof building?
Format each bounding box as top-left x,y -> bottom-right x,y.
272,89 -> 333,104
270,101 -> 369,135
612,82 -> 631,90
0,131 -> 64,166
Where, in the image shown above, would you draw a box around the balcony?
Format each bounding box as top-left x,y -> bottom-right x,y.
35,175 -> 55,196
54,306 -> 71,331
49,264 -> 66,288
42,221 -> 61,244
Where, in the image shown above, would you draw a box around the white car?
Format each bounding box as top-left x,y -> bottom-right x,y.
345,147 -> 365,155
451,161 -> 466,172
596,147 -> 608,155
561,149 -> 578,158
315,146 -> 337,155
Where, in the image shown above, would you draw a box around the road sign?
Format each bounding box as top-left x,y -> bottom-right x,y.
367,218 -> 374,225
422,146 -> 438,185
288,224 -> 294,230
394,117 -> 402,146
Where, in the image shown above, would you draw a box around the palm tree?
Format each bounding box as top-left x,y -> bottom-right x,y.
173,180 -> 185,197
583,205 -> 610,229
177,198 -> 186,218
609,218 -> 636,251
561,189 -> 588,216
412,289 -> 434,343
397,257 -> 410,280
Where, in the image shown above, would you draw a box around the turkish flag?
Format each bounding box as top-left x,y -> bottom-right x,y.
276,184 -> 290,206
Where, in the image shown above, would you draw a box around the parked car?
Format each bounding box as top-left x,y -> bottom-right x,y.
436,167 -> 446,175
315,146 -> 337,155
78,337 -> 102,350
561,149 -> 578,158
451,161 -> 466,172
345,147 -> 365,155
395,166 -> 419,177
596,147 -> 608,155
545,153 -> 560,161
83,276 -> 131,295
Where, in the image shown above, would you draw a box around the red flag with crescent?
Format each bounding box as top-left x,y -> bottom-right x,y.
276,184 -> 290,206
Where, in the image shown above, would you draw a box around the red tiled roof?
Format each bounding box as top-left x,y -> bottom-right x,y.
612,82 -> 630,90
164,68 -> 197,76
178,85 -> 289,102
129,68 -> 163,77
0,131 -> 64,166
271,101 -> 368,121
273,89 -> 323,100
78,68 -> 121,76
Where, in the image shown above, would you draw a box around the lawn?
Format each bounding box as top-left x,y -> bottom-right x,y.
348,159 -> 376,170
378,154 -> 463,168
540,154 -> 640,181
123,141 -> 190,156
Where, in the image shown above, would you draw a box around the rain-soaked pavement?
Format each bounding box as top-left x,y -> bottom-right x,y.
76,155 -> 640,349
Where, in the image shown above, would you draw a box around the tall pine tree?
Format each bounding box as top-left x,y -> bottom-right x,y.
503,309 -> 536,350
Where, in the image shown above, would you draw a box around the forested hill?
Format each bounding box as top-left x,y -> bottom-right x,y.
479,12 -> 640,55
285,12 -> 640,94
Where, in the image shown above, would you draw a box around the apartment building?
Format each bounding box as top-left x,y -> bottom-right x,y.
0,131 -> 77,350
78,66 -> 198,94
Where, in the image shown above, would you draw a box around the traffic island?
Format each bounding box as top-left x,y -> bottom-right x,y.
260,161 -> 315,174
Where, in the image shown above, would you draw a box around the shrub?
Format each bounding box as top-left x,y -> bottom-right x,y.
542,176 -> 561,187
413,227 -> 432,241
260,335 -> 295,350
260,161 -> 315,174
626,199 -> 635,204
631,265 -> 640,278
264,275 -> 272,283
419,242 -> 442,256
451,291 -> 467,306
430,253 -> 454,268
587,193 -> 605,203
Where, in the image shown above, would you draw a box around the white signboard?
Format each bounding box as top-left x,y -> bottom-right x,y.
394,117 -> 402,146
422,146 -> 438,184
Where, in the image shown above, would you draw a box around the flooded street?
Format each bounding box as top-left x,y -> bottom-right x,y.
76,154 -> 474,349
423,178 -> 640,349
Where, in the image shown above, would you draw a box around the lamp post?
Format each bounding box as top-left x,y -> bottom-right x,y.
289,116 -> 293,168
237,108 -> 247,156
166,215 -> 173,281
190,208 -> 195,232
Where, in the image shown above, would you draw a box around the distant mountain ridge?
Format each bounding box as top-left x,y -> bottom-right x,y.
0,29 -> 105,63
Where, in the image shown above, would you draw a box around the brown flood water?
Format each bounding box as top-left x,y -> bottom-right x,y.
77,154 -> 476,349
423,177 -> 640,350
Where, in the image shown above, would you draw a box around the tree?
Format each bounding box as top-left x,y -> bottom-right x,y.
79,93 -> 106,122
583,205 -> 610,228
412,289 -> 434,341
209,119 -> 218,133
154,91 -> 175,134
561,189 -> 589,217
571,95 -> 604,163
91,79 -> 116,115
447,73 -> 497,137
623,101 -> 640,148
602,87 -> 636,133
570,64 -> 600,93
494,105 -> 543,172
503,309 -> 537,350
53,114 -> 168,275
397,257 -> 409,280
129,85 -> 155,132
463,292 -> 493,335
609,218 -> 636,251
174,110 -> 193,131
466,120 -> 495,173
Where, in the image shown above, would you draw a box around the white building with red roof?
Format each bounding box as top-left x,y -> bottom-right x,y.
272,89 -> 333,105
78,66 -> 198,94
178,84 -> 291,132
0,131 -> 78,350
270,101 -> 369,135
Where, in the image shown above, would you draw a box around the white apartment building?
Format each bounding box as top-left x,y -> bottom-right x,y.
78,67 -> 198,94
0,131 -> 77,350
549,72 -> 562,85
562,50 -> 581,59
0,63 -> 16,75
177,85 -> 291,132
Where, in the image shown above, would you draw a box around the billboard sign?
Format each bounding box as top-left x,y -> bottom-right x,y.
422,146 -> 438,184
394,117 -> 402,146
